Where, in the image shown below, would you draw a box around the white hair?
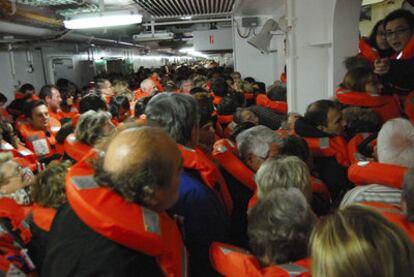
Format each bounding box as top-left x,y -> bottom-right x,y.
236,125 -> 285,162
377,118 -> 414,168
140,78 -> 155,93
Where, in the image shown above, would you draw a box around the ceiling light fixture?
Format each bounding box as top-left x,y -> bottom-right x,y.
64,9 -> 143,29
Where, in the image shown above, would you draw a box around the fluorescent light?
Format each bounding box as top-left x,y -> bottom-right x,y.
179,47 -> 208,58
64,10 -> 142,29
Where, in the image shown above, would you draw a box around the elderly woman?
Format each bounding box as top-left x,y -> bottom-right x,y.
248,188 -> 316,266
255,155 -> 312,203
0,152 -> 34,205
63,110 -> 114,162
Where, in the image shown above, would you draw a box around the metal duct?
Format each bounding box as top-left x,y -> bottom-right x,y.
134,0 -> 236,18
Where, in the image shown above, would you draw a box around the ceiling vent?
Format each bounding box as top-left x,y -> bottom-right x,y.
134,0 -> 236,18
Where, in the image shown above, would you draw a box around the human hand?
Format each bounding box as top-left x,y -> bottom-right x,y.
374,58 -> 391,75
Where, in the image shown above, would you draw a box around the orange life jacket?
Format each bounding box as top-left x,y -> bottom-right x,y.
256,94 -> 288,114
395,35 -> 414,60
358,37 -> 380,62
20,119 -> 61,159
336,87 -> 401,123
30,204 -> 56,232
348,161 -> 407,189
60,108 -> 79,121
310,176 -> 331,202
212,139 -> 256,191
0,140 -> 38,171
405,91 -> 414,124
216,115 -> 234,138
213,94 -> 222,106
66,159 -> 187,277
0,198 -> 32,244
178,145 -> 233,215
48,108 -> 63,121
244,92 -> 255,101
210,242 -> 310,277
361,202 -> 414,243
347,132 -> 376,164
151,76 -> 164,92
303,136 -> 350,167
280,72 -> 287,83
64,133 -> 93,162
133,89 -> 150,101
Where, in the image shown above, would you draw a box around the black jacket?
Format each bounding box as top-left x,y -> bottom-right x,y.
42,203 -> 164,277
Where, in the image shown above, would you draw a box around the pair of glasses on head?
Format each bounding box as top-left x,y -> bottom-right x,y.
385,27 -> 412,38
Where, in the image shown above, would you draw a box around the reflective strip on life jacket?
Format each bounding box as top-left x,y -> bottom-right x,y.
66,159 -> 187,277
256,94 -> 288,114
347,132 -> 373,164
348,161 -> 407,189
0,240 -> 36,276
179,145 -> 233,215
304,136 -> 350,167
0,141 -> 37,171
212,139 -> 256,191
210,242 -> 310,277
396,35 -> 414,60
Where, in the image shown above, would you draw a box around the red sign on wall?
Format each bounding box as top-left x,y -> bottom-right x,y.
209,35 -> 214,45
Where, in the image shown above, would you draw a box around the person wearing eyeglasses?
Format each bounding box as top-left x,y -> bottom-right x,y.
374,9 -> 414,93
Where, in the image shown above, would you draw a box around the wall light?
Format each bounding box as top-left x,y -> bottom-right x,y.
64,10 -> 143,30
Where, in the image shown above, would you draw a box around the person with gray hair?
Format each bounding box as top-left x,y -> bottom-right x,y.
341,118 -> 414,207
255,156 -> 312,202
75,110 -> 114,147
248,188 -> 316,266
377,118 -> 414,168
179,79 -> 194,94
236,125 -> 285,172
145,92 -> 231,277
63,110 -> 114,162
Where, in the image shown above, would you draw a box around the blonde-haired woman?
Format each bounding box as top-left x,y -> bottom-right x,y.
310,205 -> 414,277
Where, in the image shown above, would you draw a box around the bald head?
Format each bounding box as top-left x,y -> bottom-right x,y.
104,126 -> 178,174
97,126 -> 182,210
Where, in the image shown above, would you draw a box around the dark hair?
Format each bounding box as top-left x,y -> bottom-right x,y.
343,56 -> 373,71
39,84 -> 58,100
23,100 -> 46,119
384,9 -> 414,30
341,67 -> 376,92
190,87 -> 208,95
211,78 -> 228,97
145,93 -> 200,145
255,82 -> 266,93
244,77 -> 256,84
19,83 -> 35,93
281,135 -> 310,164
109,95 -> 130,120
368,20 -> 385,49
217,95 -> 241,115
193,92 -> 214,127
267,86 -> 287,101
304,99 -> 338,128
79,93 -> 107,114
0,93 -> 7,104
134,96 -> 152,118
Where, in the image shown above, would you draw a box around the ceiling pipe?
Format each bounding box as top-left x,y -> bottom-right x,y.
0,20 -> 148,49
142,17 -> 232,27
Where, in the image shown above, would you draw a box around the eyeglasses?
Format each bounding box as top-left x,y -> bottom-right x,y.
385,28 -> 411,38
